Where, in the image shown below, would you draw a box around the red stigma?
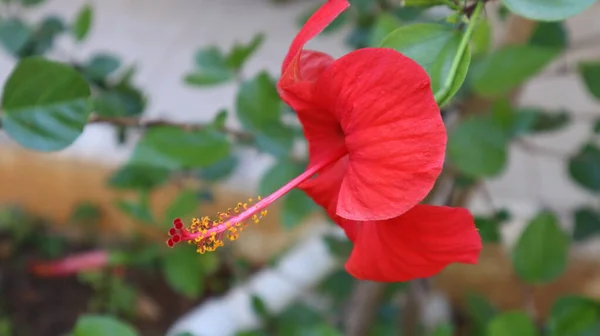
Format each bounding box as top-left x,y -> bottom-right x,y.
168,228 -> 177,236
173,218 -> 183,229
172,235 -> 181,243
167,239 -> 174,247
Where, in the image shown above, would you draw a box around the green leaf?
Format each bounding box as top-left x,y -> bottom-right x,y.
116,195 -> 154,223
548,296 -> 600,336
573,207 -> 600,242
488,311 -> 538,336
569,144 -> 600,193
259,159 -> 303,196
83,54 -> 121,80
94,85 -> 146,117
529,22 -> 568,50
1,57 -> 92,152
236,72 -> 292,157
161,246 -> 207,299
129,126 -> 230,170
466,292 -> 497,336
251,294 -> 270,320
594,119 -> 600,134
471,19 -> 492,58
512,211 -> 569,284
185,47 -> 234,86
319,269 -> 355,306
72,4 -> 93,42
323,235 -> 352,260
578,62 -> 600,101
226,33 -> 265,71
513,108 -> 570,134
0,19 -> 32,55
21,0 -> 45,6
429,324 -> 454,336
501,0 -> 595,21
281,189 -> 316,229
31,16 -> 66,56
164,190 -> 199,227
381,23 -> 470,100
369,13 -> 401,47
470,45 -> 559,97
108,165 -> 170,190
448,115 -> 509,177
430,32 -> 471,106
73,315 -> 138,336
474,215 -> 503,243
197,155 -> 238,181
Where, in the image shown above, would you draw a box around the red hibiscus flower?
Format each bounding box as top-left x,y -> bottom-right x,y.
167,0 -> 482,282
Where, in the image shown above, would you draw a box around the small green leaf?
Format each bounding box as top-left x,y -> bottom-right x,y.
72,4 -> 93,42
0,19 -> 32,55
594,119 -> 600,134
529,22 -> 568,50
129,126 -> 230,170
83,54 -> 121,80
474,215 -> 503,243
548,296 -> 600,336
578,62 -> 600,101
281,189 -> 316,229
164,190 -> 199,227
513,108 -> 570,134
323,235 -> 352,260
94,85 -> 146,117
471,19 -> 492,57
448,115 -> 509,177
108,165 -> 170,190
501,0 -> 595,21
319,269 -> 355,306
21,0 -> 45,6
573,207 -> 600,242
213,109 -> 228,128
161,246 -> 207,299
471,45 -> 559,97
488,311 -> 538,336
116,197 -> 154,223
30,16 -> 66,56
1,57 -> 92,152
185,47 -> 234,86
369,13 -> 401,47
226,33 -> 265,71
569,144 -> 600,193
197,155 -> 238,182
73,315 -> 138,336
251,294 -> 270,320
512,211 -> 569,284
466,292 -> 497,336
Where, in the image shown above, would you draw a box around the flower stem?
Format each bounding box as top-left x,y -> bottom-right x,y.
433,0 -> 485,106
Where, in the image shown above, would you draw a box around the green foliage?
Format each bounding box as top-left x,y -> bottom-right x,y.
529,22 -> 568,49
108,165 -> 171,190
466,292 -> 498,335
474,209 -> 510,243
0,19 -> 32,55
548,296 -> 600,336
501,0 -> 596,21
164,189 -> 199,228
72,315 -> 138,336
578,62 -> 600,101
572,207 -> 600,242
1,57 -> 92,151
569,143 -> 600,193
161,245 -> 218,299
488,311 -> 538,336
512,211 -> 569,284
83,54 -> 121,80
72,4 -> 93,41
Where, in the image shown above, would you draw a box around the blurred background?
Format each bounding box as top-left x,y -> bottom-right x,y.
1,0 -> 600,335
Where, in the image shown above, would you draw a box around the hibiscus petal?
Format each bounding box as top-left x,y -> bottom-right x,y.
314,48 -> 446,221
344,205 -> 482,282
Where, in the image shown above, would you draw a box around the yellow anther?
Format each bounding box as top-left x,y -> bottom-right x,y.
257,196 -> 262,201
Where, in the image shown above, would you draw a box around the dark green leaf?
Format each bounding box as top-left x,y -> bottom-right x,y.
21,0 -> 45,6
0,19 -> 32,55
1,57 -> 92,151
161,246 -> 207,299
474,215 -> 503,243
83,54 -> 121,80
488,311 -> 538,336
197,155 -> 238,181
573,207 -> 600,242
164,190 -> 199,227
323,235 -> 352,260
501,0 -> 595,21
548,296 -> 600,336
514,108 -> 570,134
466,292 -> 497,336
569,144 -> 600,193
319,269 -> 354,306
73,315 -> 138,336
251,295 -> 270,320
72,4 -> 93,42
430,32 -> 471,106
213,109 -> 228,128
281,189 -> 316,229
31,16 -> 66,55
448,115 -> 509,177
529,22 -> 568,50
578,62 -> 600,101
129,126 -> 230,170
471,45 -> 559,97
94,85 -> 146,117
185,47 -> 234,86
226,33 -> 265,71
108,165 -> 170,190
275,303 -> 323,336
594,119 -> 600,134
512,211 -> 569,284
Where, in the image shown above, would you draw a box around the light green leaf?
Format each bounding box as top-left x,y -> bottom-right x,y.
108,164 -> 170,190
548,296 -> 600,336
72,4 -> 93,42
512,211 -> 569,284
471,19 -> 492,57
569,143 -> 600,193
83,54 -> 121,80
185,47 -> 234,86
197,155 -> 238,182
129,126 -> 230,170
94,85 -> 146,117
369,13 -> 401,47
259,159 -> 303,196
73,315 -> 138,336
573,207 -> 600,242
448,114 -> 509,177
471,45 -> 559,97
282,189 -> 316,229
501,0 -> 595,21
578,62 -> 600,101
164,190 -> 199,227
0,19 -> 32,55
227,33 -> 265,71
1,57 -> 92,151
488,311 -> 538,336
161,246 -> 208,299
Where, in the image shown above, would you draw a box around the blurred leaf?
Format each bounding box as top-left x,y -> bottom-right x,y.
129,126 -> 230,170
548,296 -> 600,336
108,165 -> 170,190
578,62 -> 600,101
73,315 -> 138,336
213,109 -> 228,128
466,292 -> 497,336
1,57 -> 92,151
164,190 -> 199,227
369,13 -> 401,47
275,303 -> 323,336
594,120 -> 600,134
0,19 -> 32,55
116,197 -> 154,223
197,155 -> 238,181
30,16 -> 66,55
448,114 -> 509,177
488,311 -> 538,336
319,269 -> 354,306
429,324 -> 453,336
161,246 -> 207,299
474,215 -> 502,243
529,22 -> 568,50
323,235 -> 352,260
573,207 -> 600,242
236,331 -> 269,336
70,202 -> 102,226
569,143 -> 600,193
185,47 -> 234,86
226,33 -> 265,71
471,45 -> 559,97
512,211 -> 569,284
251,295 -> 270,320
471,19 -> 492,57
94,85 -> 146,117
21,0 -> 45,6
501,0 -> 595,21
404,0 -> 449,7
259,159 -> 303,196
305,324 -> 343,336
281,189 -> 316,229
236,72 -> 292,157
512,108 -> 570,135
83,54 -> 121,80
72,4 -> 93,42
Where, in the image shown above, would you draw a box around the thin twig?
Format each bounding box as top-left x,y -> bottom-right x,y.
516,139 -> 570,158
